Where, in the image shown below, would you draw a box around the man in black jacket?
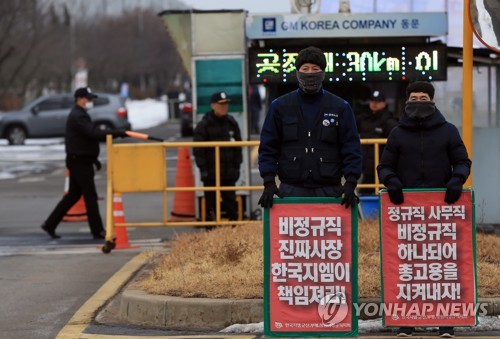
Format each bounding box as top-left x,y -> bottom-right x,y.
356,90 -> 398,194
41,87 -> 127,239
193,92 -> 242,221
258,46 -> 361,208
377,81 -> 471,338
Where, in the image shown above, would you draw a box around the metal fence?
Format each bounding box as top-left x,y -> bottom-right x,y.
104,135 -> 387,242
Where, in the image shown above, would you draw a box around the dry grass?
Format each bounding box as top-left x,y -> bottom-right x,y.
357,219 -> 383,298
138,220 -> 500,299
476,233 -> 500,297
139,223 -> 263,298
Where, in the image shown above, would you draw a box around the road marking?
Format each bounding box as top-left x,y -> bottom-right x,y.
55,249 -> 258,339
0,239 -> 164,256
75,335 -> 258,339
55,252 -> 150,339
18,177 -> 45,183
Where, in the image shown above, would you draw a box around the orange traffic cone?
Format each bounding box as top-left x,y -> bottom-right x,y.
62,169 -> 88,222
112,193 -> 133,249
169,147 -> 196,221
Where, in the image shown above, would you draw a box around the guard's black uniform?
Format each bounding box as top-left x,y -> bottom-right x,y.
356,108 -> 398,194
43,105 -> 111,237
259,89 -> 361,197
193,110 -> 242,220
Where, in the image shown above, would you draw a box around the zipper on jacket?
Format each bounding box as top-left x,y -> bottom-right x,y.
420,131 -> 425,182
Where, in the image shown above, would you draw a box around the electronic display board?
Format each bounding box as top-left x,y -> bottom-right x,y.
249,44 -> 447,83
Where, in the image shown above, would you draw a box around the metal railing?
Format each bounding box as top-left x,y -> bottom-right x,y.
104,135 -> 387,241
358,138 -> 387,192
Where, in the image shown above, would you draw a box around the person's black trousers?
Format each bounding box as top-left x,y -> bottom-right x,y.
43,156 -> 104,236
203,179 -> 238,221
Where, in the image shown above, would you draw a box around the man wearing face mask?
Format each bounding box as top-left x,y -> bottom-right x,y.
258,46 -> 361,208
377,81 -> 471,338
41,87 -> 128,240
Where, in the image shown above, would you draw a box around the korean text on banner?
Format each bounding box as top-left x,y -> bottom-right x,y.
264,198 -> 358,337
380,190 -> 477,327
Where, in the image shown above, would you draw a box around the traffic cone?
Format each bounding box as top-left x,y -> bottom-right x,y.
169,147 -> 196,221
62,169 -> 88,222
112,193 -> 133,249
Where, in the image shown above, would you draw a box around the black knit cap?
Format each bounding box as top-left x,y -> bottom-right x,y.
406,81 -> 435,100
295,46 -> 326,71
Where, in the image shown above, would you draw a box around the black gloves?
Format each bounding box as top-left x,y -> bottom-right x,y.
341,178 -> 359,208
112,129 -> 128,138
445,176 -> 463,204
258,181 -> 282,208
386,177 -> 404,204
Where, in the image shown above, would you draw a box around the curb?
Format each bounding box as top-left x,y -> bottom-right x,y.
120,289 -> 262,329
120,292 -> 500,330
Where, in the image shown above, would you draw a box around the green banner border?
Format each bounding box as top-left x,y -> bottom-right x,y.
263,197 -> 359,337
378,188 -> 478,327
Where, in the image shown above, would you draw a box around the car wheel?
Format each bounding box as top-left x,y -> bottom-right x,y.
6,126 -> 27,145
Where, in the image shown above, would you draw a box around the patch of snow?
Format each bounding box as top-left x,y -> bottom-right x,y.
220,316 -> 500,334
126,98 -> 169,130
220,322 -> 263,333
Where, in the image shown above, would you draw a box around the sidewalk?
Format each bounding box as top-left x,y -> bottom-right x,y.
56,251 -> 500,338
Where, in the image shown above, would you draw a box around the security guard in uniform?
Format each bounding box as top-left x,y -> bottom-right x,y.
356,90 -> 397,194
41,87 -> 127,239
258,46 -> 362,208
193,91 -> 243,221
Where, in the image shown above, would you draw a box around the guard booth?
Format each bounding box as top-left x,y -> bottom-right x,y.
159,10 -> 251,220
245,12 -> 449,121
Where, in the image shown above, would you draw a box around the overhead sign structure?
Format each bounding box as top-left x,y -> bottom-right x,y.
264,197 -> 358,337
249,44 -> 447,83
246,13 -> 448,39
379,189 -> 477,327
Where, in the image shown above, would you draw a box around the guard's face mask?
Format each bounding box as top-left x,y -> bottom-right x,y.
85,101 -> 94,110
404,101 -> 436,120
296,71 -> 325,94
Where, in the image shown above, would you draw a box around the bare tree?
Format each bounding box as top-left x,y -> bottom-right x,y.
0,0 -> 74,108
0,2 -> 186,109
76,8 -> 184,98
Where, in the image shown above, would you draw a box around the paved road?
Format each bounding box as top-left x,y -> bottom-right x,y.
0,120 -> 200,339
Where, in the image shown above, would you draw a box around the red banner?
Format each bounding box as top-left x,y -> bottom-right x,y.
268,203 -> 354,332
380,190 -> 476,327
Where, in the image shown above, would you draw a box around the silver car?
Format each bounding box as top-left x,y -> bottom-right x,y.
0,92 -> 132,145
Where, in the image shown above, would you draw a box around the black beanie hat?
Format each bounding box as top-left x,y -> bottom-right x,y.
295,46 -> 326,71
406,81 -> 435,100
